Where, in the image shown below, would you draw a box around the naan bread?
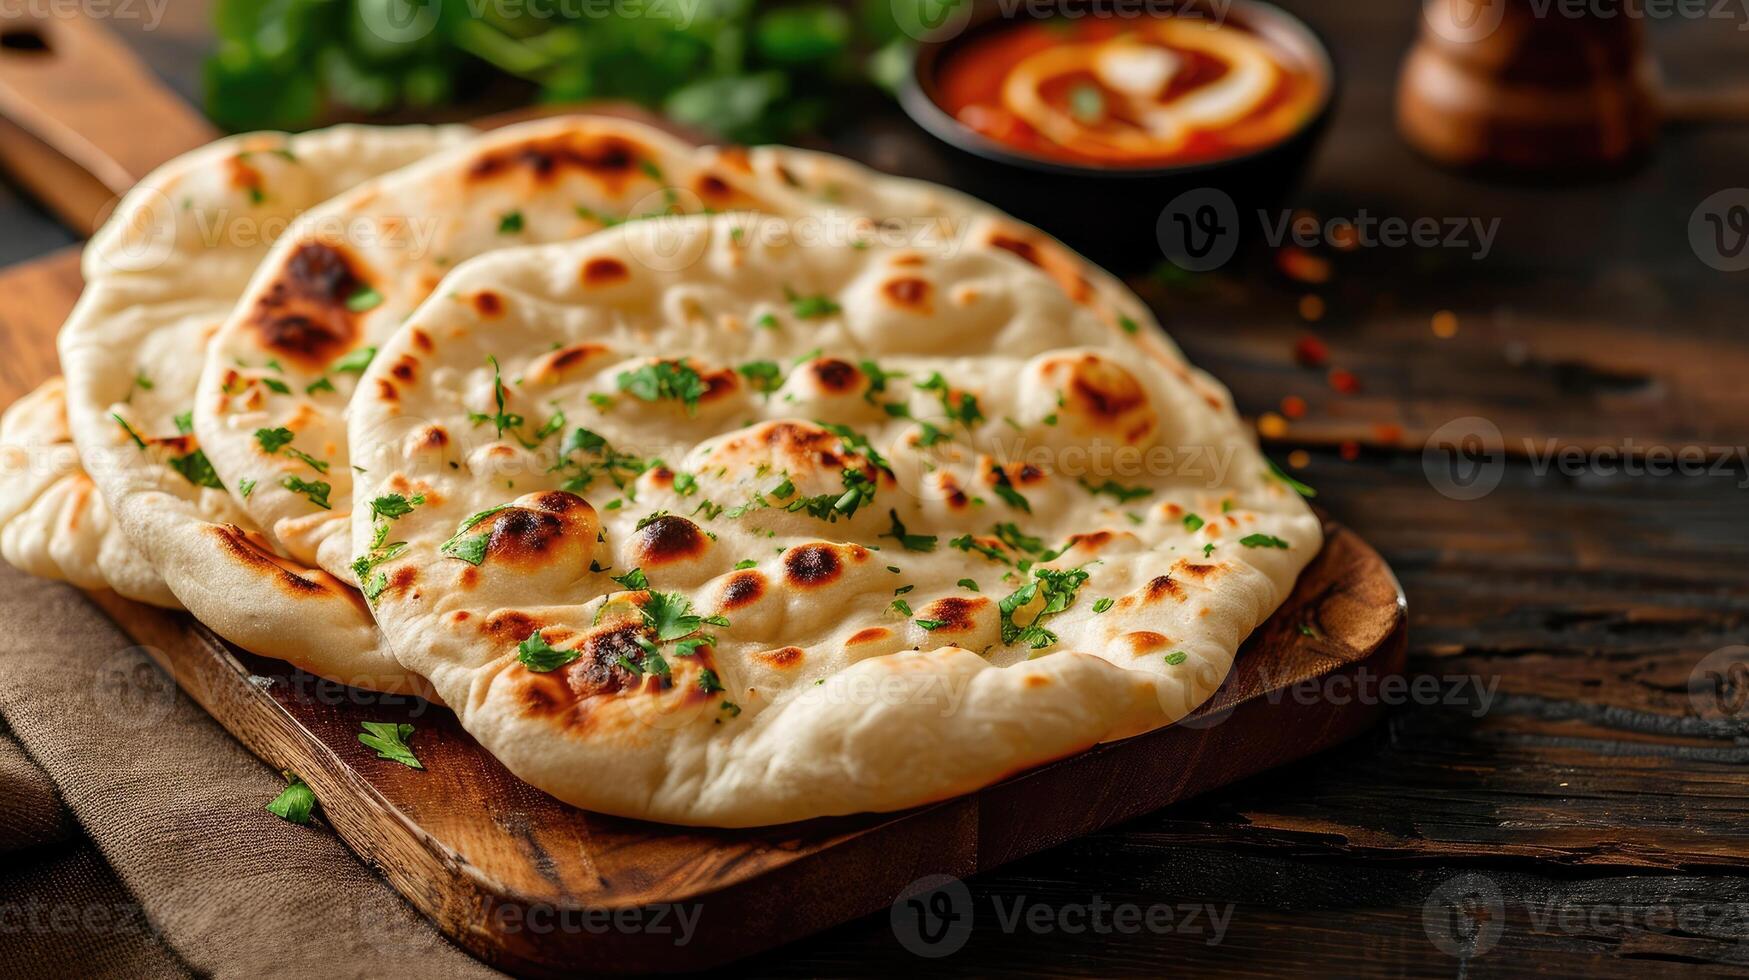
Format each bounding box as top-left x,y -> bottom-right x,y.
59,124 -> 472,693
192,115 -> 786,585
348,213 -> 1319,826
0,377 -> 177,605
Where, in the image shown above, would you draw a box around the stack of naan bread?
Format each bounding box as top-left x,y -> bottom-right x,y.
0,117 -> 1319,826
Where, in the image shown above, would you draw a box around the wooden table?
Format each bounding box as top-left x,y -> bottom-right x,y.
3,2 -> 1746,976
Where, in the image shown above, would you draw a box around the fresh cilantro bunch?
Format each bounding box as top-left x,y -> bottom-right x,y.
205,0 -> 956,140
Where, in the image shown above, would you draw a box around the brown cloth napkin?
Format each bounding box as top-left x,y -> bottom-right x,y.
0,564 -> 506,980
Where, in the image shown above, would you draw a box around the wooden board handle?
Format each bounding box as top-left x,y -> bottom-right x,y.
0,12 -> 216,236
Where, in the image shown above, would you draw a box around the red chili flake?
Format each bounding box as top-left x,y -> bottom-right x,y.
1281,395 -> 1308,419
1339,440 -> 1361,461
1293,335 -> 1328,368
1276,246 -> 1332,285
1372,423 -> 1403,444
1328,369 -> 1361,394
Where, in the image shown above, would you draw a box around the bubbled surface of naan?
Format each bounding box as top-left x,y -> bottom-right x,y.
349,214 -> 1321,826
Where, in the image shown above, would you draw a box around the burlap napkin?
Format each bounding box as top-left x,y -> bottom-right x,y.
0,564 -> 506,979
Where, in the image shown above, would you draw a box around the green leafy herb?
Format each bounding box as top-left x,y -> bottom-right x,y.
173,411 -> 194,435
1165,651 -> 1189,666
1266,458 -> 1317,498
469,356 -> 524,437
917,371 -> 984,428
262,377 -> 291,395
169,450 -> 226,490
697,668 -> 724,694
997,566 -> 1090,651
518,631 -> 580,672
344,286 -> 383,314
438,504 -> 510,565
282,476 -> 331,509
1183,513 -> 1206,532
784,285 -> 840,318
958,578 -> 979,591
1079,479 -> 1152,503
1240,533 -> 1290,549
916,618 -> 948,631
618,360 -> 706,414
1093,597 -> 1114,614
499,210 -> 525,234
331,347 -> 376,374
990,467 -> 1031,513
112,413 -> 146,449
738,360 -> 784,395
357,722 -> 422,769
266,773 -> 316,825
880,509 -> 937,552
239,478 -> 257,498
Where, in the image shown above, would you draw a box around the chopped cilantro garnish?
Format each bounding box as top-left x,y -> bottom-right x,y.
1266,458 -> 1317,498
1119,315 -> 1140,335
112,413 -> 146,449
262,377 -> 291,395
357,722 -> 421,769
169,449 -> 225,489
1240,533 -> 1290,549
498,210 -> 525,234
958,578 -> 979,591
1079,478 -> 1152,503
344,287 -> 383,314
238,478 -> 257,498
331,347 -> 376,374
891,598 -> 913,617
990,468 -> 1030,513
438,504 -> 510,565
469,355 -> 524,437
697,668 -> 724,694
784,285 -> 840,318
997,565 -> 1090,651
518,630 -> 580,672
173,411 -> 194,435
734,559 -> 757,570
1093,597 -> 1114,614
1164,651 -> 1188,666
738,360 -> 783,395
281,476 -> 331,509
618,360 -> 706,414
880,509 -> 937,552
1183,513 -> 1206,532
916,619 -> 948,631
266,773 -> 316,824
916,372 -> 983,428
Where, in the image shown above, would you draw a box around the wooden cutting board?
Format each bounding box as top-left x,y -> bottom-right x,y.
0,14 -> 1408,975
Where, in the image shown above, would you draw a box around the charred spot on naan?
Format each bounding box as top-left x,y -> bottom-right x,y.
1143,575 -> 1186,603
471,291 -> 506,318
754,646 -> 804,669
807,358 -> 863,396
526,343 -> 613,385
631,515 -> 710,566
782,542 -> 871,589
581,257 -> 630,287
718,570 -> 766,610
464,132 -> 650,195
986,229 -> 1094,305
246,242 -> 375,369
206,524 -> 365,610
881,276 -> 934,315
917,596 -> 989,635
470,491 -> 600,571
1035,352 -> 1157,445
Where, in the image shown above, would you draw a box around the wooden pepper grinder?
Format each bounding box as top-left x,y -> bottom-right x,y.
1396,0 -> 1661,173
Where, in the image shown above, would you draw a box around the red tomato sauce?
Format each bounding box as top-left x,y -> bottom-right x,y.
935,16 -> 1323,168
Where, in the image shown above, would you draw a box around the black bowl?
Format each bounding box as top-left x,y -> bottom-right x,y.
898,0 -> 1338,274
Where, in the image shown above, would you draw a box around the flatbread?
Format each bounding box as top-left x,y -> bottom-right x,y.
348,213 -> 1320,826
192,115 -> 787,585
0,377 -> 178,605
59,124 -> 473,693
